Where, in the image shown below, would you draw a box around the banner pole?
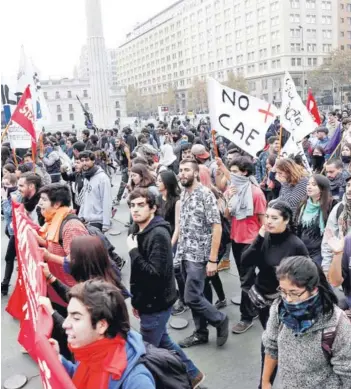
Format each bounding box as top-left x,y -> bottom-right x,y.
1,121 -> 12,143
278,125 -> 283,155
12,148 -> 18,168
321,141 -> 342,174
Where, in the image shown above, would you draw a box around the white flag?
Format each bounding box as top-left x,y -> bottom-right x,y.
207,77 -> 279,157
281,71 -> 317,143
280,136 -> 312,173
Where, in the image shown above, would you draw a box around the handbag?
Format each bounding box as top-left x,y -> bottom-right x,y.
248,285 -> 279,309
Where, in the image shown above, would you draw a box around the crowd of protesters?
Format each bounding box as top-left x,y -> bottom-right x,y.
1,109 -> 351,389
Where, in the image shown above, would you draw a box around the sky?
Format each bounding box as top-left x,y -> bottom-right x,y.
1,0 -> 176,80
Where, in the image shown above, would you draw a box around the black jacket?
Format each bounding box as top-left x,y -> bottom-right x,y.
129,216 -> 177,314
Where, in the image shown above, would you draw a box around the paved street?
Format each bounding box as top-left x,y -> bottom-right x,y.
1,174 -> 264,389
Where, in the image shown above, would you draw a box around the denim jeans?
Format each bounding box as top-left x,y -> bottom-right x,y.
140,307 -> 199,380
182,260 -> 225,335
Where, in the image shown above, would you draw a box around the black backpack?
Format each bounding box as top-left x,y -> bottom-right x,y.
58,214 -> 125,270
123,342 -> 192,389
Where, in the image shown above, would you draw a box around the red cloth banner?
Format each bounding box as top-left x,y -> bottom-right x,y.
10,85 -> 37,144
6,203 -> 76,389
306,89 -> 322,126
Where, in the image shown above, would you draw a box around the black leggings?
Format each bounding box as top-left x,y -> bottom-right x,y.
258,306 -> 277,389
2,236 -> 16,286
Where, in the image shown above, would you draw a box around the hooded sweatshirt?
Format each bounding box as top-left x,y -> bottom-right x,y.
129,216 -> 177,314
61,330 -> 155,389
78,166 -> 112,229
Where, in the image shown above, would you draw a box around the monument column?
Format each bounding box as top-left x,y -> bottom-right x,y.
85,0 -> 110,128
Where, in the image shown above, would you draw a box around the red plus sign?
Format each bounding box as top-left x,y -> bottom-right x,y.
258,103 -> 275,123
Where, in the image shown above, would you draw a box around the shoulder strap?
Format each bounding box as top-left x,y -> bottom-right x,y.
336,203 -> 344,221
321,308 -> 343,359
58,214 -> 82,247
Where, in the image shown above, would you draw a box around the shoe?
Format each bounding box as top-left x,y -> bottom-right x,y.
124,222 -> 131,228
232,320 -> 253,334
216,315 -> 229,346
191,371 -> 206,389
179,332 -> 209,348
253,314 -> 259,320
217,258 -> 230,271
113,199 -> 120,206
215,298 -> 227,309
172,301 -> 188,316
1,283 -> 9,296
112,208 -> 117,218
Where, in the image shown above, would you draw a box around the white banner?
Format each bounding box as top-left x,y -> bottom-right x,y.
207,77 -> 279,157
281,71 -> 318,143
280,136 -> 312,173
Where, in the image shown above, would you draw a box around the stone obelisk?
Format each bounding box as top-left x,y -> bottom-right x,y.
85,0 -> 110,128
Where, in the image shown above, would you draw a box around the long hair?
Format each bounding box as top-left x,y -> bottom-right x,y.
69,236 -> 124,291
296,174 -> 333,224
131,163 -> 155,190
276,256 -> 338,318
276,158 -> 305,186
159,170 -> 180,218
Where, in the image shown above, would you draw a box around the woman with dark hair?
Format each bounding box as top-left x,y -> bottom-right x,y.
272,158 -> 309,216
341,142 -> 351,174
311,146 -> 325,174
295,174 -> 337,265
2,163 -> 16,175
240,201 -> 309,388
1,146 -> 14,170
262,256 -> 351,389
129,163 -> 159,196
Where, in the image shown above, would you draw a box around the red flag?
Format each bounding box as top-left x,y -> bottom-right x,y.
306,89 -> 321,126
11,85 -> 37,144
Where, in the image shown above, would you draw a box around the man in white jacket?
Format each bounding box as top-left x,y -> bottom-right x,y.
78,151 -> 112,232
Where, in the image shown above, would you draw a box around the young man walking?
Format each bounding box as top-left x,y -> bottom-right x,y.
175,159 -> 229,348
127,188 -> 204,388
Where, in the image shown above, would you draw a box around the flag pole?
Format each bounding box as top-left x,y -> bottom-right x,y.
1,121 -> 12,143
321,141 -> 342,174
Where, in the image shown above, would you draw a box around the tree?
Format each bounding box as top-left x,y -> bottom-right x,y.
307,49 -> 351,96
222,71 -> 249,93
125,85 -> 144,116
187,77 -> 207,112
163,85 -> 177,112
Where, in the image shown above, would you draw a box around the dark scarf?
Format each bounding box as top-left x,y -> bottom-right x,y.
83,165 -> 99,180
329,173 -> 344,193
279,293 -> 323,334
23,192 -> 40,212
7,186 -> 17,198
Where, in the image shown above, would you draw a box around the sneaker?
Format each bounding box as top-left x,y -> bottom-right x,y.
191,371 -> 206,389
172,301 -> 188,316
217,258 -> 230,271
179,332 -> 209,348
216,315 -> 229,346
215,298 -> 227,309
232,320 -> 253,334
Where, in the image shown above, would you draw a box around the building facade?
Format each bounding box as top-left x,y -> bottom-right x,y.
40,78 -> 126,131
338,0 -> 351,50
116,0 -> 343,111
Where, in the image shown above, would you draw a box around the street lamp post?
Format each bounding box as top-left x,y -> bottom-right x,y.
299,25 -> 305,101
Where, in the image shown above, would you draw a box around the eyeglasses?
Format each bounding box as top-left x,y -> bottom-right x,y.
276,287 -> 307,300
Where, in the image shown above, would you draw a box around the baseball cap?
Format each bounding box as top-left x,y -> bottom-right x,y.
191,144 -> 210,159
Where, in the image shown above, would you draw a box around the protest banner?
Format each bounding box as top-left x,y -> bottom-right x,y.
281,71 -> 319,143
6,203 -> 76,389
306,89 -> 321,126
279,136 -> 312,173
207,77 -> 279,157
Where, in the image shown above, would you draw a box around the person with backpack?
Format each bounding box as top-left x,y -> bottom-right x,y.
49,279 -> 156,389
127,188 -> 204,389
262,256 -> 351,389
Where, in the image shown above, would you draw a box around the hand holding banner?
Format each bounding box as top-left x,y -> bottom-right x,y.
207,77 -> 279,157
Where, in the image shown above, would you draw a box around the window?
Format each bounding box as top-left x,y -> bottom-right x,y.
246,25 -> 253,35
246,12 -> 253,22
67,91 -> 72,98
271,31 -> 280,40
235,29 -> 242,39
69,104 -> 73,112
307,43 -> 316,52
291,57 -> 302,66
322,16 -> 332,25
277,59 -> 281,68
321,1 -> 331,10
290,43 -> 301,52
56,105 -> 61,112
289,14 -> 300,23
271,1 -> 279,11
43,92 -> 48,99
227,57 -> 233,66
307,29 -> 317,38
83,90 -> 88,97
261,79 -> 268,90
257,7 -> 265,18
248,81 -> 256,92
247,51 -> 255,61
247,64 -> 255,74
258,21 -> 266,30
290,28 -> 300,37
306,0 -> 316,8
259,48 -> 267,58
247,38 -> 254,47
55,91 -> 60,99
290,0 -> 299,8
57,114 -> 62,122
225,33 -> 232,42
271,16 -> 279,26
69,113 -> 74,121
236,55 -> 243,64
306,14 -> 316,24
236,42 -> 243,51
84,103 -> 89,110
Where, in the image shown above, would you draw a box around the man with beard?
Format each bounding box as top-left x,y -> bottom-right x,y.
322,176 -> 351,273
175,159 -> 229,349
82,129 -> 93,150
325,158 -> 348,201
122,126 -> 137,153
78,151 -> 112,232
17,172 -> 44,225
127,188 -> 204,388
113,137 -> 131,206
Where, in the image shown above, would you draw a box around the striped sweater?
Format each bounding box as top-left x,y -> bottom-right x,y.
275,176 -> 309,217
